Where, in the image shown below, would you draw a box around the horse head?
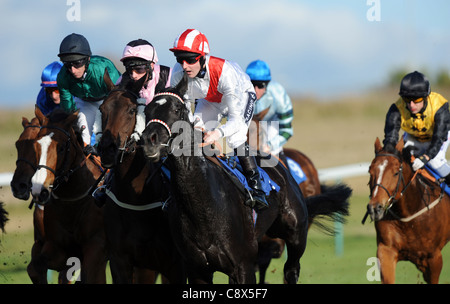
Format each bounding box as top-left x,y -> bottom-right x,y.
97,73 -> 146,168
367,137 -> 415,221
10,107 -> 42,200
30,108 -> 79,204
141,74 -> 190,162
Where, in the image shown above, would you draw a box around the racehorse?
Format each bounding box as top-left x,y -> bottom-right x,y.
140,75 -> 351,284
29,107 -> 108,283
96,73 -> 186,283
367,137 -> 450,283
10,112 -> 50,282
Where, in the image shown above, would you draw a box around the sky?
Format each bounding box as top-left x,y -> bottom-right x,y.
1,0 -> 450,108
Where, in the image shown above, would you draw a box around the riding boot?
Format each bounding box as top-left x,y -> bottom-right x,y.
236,143 -> 269,211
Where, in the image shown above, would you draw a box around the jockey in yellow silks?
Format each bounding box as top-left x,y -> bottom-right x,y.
383,71 -> 450,185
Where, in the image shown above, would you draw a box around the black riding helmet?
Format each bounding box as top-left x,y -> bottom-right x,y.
58,33 -> 92,62
399,71 -> 431,98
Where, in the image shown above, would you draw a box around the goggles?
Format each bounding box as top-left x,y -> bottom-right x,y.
63,57 -> 88,69
126,64 -> 148,74
402,96 -> 424,104
45,87 -> 59,94
176,53 -> 202,65
251,81 -> 268,89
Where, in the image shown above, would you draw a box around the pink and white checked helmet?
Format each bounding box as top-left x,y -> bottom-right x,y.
169,29 -> 210,56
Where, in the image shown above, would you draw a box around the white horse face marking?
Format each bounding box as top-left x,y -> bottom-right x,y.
155,98 -> 167,106
372,159 -> 388,197
31,132 -> 54,195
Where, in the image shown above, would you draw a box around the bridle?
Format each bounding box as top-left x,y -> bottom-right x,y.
370,152 -> 417,212
102,88 -> 147,162
34,124 -> 85,193
15,124 -> 41,171
368,151 -> 442,222
145,92 -> 186,150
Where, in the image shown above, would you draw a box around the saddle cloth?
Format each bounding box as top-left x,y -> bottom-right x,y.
424,165 -> 450,196
286,157 -> 307,185
216,156 -> 280,196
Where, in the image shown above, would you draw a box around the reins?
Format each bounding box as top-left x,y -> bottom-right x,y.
364,151 -> 444,224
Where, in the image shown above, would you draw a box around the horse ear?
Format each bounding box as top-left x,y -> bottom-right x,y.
174,73 -> 189,97
374,137 -> 382,153
103,69 -> 116,92
21,117 -> 30,128
395,138 -> 405,152
123,72 -> 146,96
35,105 -> 45,124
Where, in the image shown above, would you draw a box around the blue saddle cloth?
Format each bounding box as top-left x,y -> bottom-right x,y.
286,157 -> 307,185
216,156 -> 280,196
424,165 -> 450,196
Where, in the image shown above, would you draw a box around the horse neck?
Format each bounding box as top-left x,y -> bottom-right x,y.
394,161 -> 434,218
113,148 -> 156,199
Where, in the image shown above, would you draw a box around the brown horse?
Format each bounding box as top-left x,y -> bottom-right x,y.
29,107 -> 108,283
96,74 -> 186,283
367,137 -> 450,283
10,112 -> 51,282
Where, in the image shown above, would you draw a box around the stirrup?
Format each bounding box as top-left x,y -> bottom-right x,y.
244,189 -> 269,212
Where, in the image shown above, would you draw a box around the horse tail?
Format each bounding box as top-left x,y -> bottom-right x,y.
0,202 -> 9,233
305,184 -> 352,235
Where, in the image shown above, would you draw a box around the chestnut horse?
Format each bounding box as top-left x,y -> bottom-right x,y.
29,108 -> 108,283
96,74 -> 185,283
367,138 -> 450,283
10,112 -> 50,282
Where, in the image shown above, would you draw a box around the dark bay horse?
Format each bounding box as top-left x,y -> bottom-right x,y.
367,137 -> 450,283
140,76 -> 350,284
96,74 -> 185,283
29,107 -> 108,283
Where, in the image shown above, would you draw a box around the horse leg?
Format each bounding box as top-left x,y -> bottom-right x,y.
133,268 -> 157,284
258,260 -> 270,284
422,251 -> 443,284
109,256 -> 134,284
377,243 -> 398,284
27,249 -> 48,284
80,244 -> 107,284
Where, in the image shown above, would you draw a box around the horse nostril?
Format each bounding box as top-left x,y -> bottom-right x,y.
39,188 -> 50,204
151,133 -> 157,144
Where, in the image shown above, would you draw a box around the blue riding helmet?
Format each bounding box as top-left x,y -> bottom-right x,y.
41,61 -> 63,87
246,60 -> 271,82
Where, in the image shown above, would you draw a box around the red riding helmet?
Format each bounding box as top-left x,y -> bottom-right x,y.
169,29 -> 210,56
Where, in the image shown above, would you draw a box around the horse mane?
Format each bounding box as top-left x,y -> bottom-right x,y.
47,108 -> 72,123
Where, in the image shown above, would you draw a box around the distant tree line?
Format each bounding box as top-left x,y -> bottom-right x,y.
388,68 -> 450,87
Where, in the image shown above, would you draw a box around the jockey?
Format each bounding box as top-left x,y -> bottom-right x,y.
92,39 -> 172,206
57,33 -> 121,152
36,61 -> 63,115
246,60 -> 293,165
169,29 -> 268,211
118,39 -> 172,105
384,70 -> 450,185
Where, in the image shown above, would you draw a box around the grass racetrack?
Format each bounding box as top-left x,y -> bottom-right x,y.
1,88 -> 449,284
